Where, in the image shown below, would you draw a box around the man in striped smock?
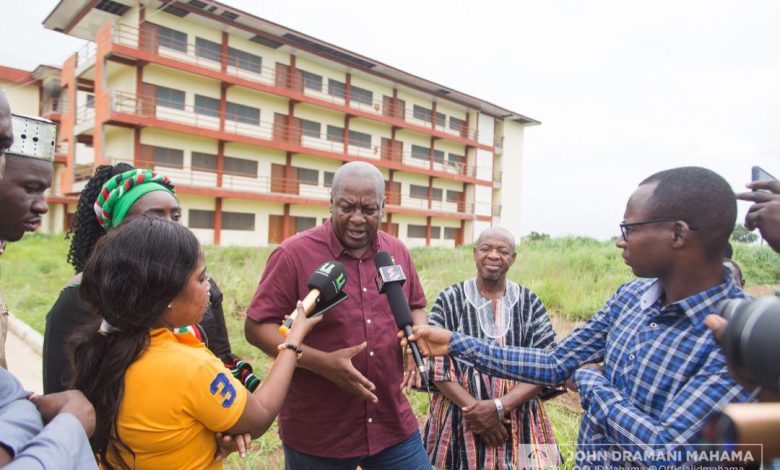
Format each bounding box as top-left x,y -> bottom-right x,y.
424,227 -> 562,470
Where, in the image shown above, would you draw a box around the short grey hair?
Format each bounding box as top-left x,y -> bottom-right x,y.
330,161 -> 385,203
475,227 -> 516,253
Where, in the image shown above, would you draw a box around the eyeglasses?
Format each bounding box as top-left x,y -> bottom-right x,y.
619,218 -> 698,241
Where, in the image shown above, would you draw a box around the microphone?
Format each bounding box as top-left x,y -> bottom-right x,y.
373,251 -> 428,386
279,261 -> 348,336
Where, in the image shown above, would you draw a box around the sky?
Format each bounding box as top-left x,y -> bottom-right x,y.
2,0 -> 777,240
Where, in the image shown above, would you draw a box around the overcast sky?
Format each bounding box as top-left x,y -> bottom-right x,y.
2,0 -> 777,240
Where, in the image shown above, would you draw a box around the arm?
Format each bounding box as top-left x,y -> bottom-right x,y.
0,369 -> 44,461
228,303 -> 324,437
244,319 -> 376,403
448,288 -> 620,385
572,348 -> 752,463
5,414 -> 97,469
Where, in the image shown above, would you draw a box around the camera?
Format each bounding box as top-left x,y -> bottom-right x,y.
717,294 -> 780,394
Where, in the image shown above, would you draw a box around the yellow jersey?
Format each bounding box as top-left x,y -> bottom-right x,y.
108,328 -> 247,469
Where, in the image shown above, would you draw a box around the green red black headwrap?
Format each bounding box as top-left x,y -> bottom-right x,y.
94,169 -> 176,231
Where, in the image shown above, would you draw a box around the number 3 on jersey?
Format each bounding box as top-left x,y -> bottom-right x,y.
210,372 -> 237,408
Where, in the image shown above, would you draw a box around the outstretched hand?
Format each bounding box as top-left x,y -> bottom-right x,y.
737,180 -> 780,252
318,342 -> 378,403
397,325 -> 453,357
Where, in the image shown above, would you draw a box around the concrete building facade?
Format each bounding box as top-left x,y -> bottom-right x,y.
6,0 -> 538,247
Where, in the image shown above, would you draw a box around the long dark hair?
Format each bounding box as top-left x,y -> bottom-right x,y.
68,217 -> 201,469
66,162 -> 135,273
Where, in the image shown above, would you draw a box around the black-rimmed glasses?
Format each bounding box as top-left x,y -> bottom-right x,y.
619,218 -> 698,241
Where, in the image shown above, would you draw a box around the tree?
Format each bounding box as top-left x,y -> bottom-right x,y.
731,223 -> 758,244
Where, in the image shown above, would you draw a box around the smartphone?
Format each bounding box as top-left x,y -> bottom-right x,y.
752,165 -> 776,183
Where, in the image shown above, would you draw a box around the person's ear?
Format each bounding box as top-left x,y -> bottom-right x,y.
671,221 -> 690,248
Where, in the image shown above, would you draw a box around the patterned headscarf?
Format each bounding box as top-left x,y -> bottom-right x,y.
94,169 -> 175,231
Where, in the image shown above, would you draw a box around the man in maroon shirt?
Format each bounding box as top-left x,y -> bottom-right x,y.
245,162 -> 431,469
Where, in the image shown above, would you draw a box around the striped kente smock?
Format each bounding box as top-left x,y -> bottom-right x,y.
424,279 -> 562,470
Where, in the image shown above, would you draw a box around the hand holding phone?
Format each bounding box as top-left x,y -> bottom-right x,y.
738,166 -> 780,251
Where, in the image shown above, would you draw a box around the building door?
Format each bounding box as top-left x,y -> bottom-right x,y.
268,215 -> 284,244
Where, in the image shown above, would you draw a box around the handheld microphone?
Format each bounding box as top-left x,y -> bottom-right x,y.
373,251 -> 428,386
279,261 -> 348,336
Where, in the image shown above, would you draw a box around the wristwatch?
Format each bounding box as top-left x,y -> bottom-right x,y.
493,398 -> 505,421
277,342 -> 303,359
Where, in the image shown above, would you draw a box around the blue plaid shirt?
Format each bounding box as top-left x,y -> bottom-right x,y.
449,274 -> 752,468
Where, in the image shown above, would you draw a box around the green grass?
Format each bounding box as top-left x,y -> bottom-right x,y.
1,234 -> 777,469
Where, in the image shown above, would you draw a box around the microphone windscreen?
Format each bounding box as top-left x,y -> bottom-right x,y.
373,251 -> 393,269
307,261 -> 347,301
374,251 -> 413,328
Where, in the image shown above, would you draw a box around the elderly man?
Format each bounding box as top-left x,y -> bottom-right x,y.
424,227 -> 561,470
0,92 -> 97,469
245,161 -> 430,469
409,167 -> 752,468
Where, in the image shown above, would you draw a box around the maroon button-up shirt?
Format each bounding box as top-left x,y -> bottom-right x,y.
247,219 -> 426,458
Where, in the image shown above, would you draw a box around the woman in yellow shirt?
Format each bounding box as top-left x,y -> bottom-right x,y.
69,216 -> 319,469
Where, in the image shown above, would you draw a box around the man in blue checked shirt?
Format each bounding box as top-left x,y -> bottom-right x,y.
407,166 -> 753,468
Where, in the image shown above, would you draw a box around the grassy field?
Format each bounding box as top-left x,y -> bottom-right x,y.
1,234 -> 777,469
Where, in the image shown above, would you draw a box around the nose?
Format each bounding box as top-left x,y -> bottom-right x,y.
616,235 -> 627,249
32,194 -> 49,215
349,208 -> 366,224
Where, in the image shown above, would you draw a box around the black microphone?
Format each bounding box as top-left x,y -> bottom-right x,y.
374,251 -> 427,386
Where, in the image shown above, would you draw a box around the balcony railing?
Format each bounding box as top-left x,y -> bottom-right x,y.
76,41 -> 96,70
108,157 -> 487,216
105,91 -> 494,183
110,23 -> 481,142
41,98 -> 66,116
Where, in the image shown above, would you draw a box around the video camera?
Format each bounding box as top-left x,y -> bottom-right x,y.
699,294 -> 780,462
718,293 -> 780,394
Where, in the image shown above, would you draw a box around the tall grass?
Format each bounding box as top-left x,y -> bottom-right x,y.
1,234 -> 777,469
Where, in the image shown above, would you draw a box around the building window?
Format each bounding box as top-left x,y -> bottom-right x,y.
223,211 -> 255,231
326,125 -> 343,143
301,119 -> 321,138
433,149 -> 445,164
302,70 -> 322,91
189,209 -> 215,229
297,167 -> 319,185
431,187 -> 443,201
444,227 -> 459,240
324,171 -> 334,187
295,216 -> 316,233
350,85 -> 373,106
430,226 -> 441,239
228,47 -> 262,73
157,25 -> 187,53
224,156 -> 258,178
86,94 -> 95,108
226,102 -> 260,125
410,184 -> 428,199
194,95 -> 220,117
328,79 -> 346,99
408,224 -> 427,238
448,153 -> 465,165
449,116 -> 465,132
154,146 -> 184,169
446,189 -> 462,203
156,86 -> 185,110
195,37 -> 221,62
411,145 -> 429,161
413,105 -> 432,123
348,130 -> 371,149
191,151 -> 217,172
